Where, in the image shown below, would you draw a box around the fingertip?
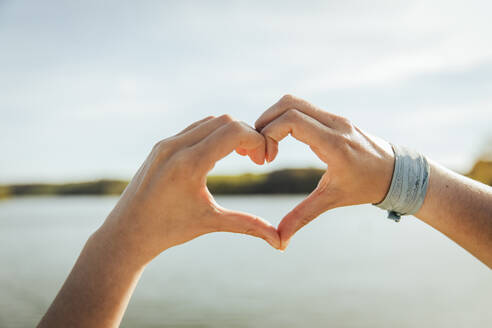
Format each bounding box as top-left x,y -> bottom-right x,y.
236,147 -> 248,156
247,149 -> 256,163
249,147 -> 266,165
278,227 -> 292,250
280,238 -> 290,251
277,215 -> 297,250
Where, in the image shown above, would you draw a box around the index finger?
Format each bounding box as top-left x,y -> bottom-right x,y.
260,109 -> 333,163
189,121 -> 266,174
255,94 -> 345,131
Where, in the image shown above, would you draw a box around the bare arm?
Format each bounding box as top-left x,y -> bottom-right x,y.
416,161 -> 492,267
37,229 -> 146,328
255,94 -> 492,268
38,115 -> 280,328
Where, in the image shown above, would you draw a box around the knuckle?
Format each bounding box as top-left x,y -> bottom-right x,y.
152,140 -> 166,152
281,94 -> 296,104
218,114 -> 234,123
336,116 -> 353,131
152,139 -> 173,157
332,134 -> 351,155
284,108 -> 301,121
226,120 -> 244,133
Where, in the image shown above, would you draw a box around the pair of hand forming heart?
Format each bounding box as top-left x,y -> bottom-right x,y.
99,95 -> 395,265
39,94 -> 492,328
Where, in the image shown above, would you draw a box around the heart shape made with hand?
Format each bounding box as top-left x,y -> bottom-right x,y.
228,95 -> 394,250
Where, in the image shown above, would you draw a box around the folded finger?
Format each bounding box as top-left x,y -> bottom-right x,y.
260,109 -> 333,162
176,116 -> 215,136
247,146 -> 267,164
236,147 -> 248,156
255,94 -> 346,131
177,114 -> 236,148
189,121 -> 266,174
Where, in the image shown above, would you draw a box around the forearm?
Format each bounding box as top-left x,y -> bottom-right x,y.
415,160 -> 492,268
38,226 -> 146,328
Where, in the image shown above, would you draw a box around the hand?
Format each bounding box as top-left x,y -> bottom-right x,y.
99,115 -> 281,265
255,95 -> 395,250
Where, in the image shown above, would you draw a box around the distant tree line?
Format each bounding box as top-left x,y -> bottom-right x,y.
0,169 -> 325,198
1,162 -> 491,200
207,168 -> 325,194
467,160 -> 492,186
0,180 -> 129,198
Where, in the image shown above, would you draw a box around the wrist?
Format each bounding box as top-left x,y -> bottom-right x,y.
373,149 -> 396,204
90,223 -> 150,271
364,137 -> 395,205
374,144 -> 430,221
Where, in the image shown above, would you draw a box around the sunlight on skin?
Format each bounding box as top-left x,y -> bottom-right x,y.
38,115 -> 279,328
38,96 -> 492,328
256,95 -> 492,268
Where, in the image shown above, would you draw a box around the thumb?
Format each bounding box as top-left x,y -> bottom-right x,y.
214,208 -> 281,249
277,190 -> 329,250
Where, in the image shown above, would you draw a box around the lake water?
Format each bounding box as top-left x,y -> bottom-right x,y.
0,196 -> 490,327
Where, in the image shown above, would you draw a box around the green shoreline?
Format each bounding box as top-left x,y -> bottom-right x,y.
0,168 -> 325,198
1,161 -> 491,199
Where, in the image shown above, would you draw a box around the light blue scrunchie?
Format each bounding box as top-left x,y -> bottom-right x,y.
375,144 -> 430,222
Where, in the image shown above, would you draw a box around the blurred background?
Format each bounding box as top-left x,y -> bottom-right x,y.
0,1 -> 491,327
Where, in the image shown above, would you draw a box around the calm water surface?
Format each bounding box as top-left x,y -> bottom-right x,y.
0,196 -> 490,327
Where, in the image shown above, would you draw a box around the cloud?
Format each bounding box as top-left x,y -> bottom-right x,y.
1,0 -> 491,181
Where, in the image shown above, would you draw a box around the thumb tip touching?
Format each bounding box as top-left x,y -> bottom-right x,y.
278,226 -> 293,251
279,237 -> 290,251
263,226 -> 289,251
258,223 -> 281,250
266,236 -> 282,250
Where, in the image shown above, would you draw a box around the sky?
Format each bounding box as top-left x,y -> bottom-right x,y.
1,0 -> 491,183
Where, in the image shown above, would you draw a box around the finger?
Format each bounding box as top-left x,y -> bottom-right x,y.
236,147 -> 267,167
155,115 -> 233,163
176,116 -> 215,136
177,114 -> 236,147
236,147 -> 248,156
189,121 -> 266,174
247,146 -> 267,165
260,109 -> 333,162
255,94 -> 347,131
277,190 -> 328,250
215,209 -> 281,249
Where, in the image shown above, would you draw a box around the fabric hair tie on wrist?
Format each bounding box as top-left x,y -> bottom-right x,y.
374,144 -> 430,222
